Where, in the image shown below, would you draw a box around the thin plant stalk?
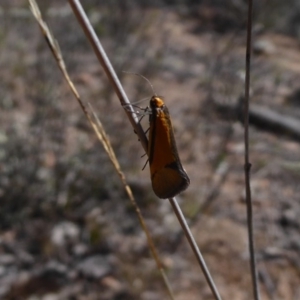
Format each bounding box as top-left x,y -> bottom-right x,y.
67,0 -> 221,299
244,0 -> 261,299
29,1 -> 175,299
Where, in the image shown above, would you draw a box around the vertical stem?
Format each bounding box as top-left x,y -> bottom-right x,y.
244,1 -> 261,300
169,198 -> 222,300
67,1 -> 222,298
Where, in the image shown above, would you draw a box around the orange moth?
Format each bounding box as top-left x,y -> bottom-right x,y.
148,96 -> 190,199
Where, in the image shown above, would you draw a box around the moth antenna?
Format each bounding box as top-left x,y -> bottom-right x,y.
123,71 -> 157,96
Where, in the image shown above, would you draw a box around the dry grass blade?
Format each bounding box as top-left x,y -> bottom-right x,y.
29,0 -> 175,299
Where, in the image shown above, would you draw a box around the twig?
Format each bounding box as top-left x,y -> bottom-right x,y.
244,0 -> 261,299
214,96 -> 300,142
67,0 -> 221,299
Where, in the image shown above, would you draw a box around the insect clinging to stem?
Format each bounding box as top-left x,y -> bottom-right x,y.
125,73 -> 190,199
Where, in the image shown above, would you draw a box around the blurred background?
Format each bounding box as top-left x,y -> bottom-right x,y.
1,0 -> 300,299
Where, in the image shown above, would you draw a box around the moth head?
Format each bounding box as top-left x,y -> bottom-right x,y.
150,96 -> 165,109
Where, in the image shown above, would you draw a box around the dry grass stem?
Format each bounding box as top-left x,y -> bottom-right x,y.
66,0 -> 222,298
29,0 -> 175,299
244,0 -> 261,299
